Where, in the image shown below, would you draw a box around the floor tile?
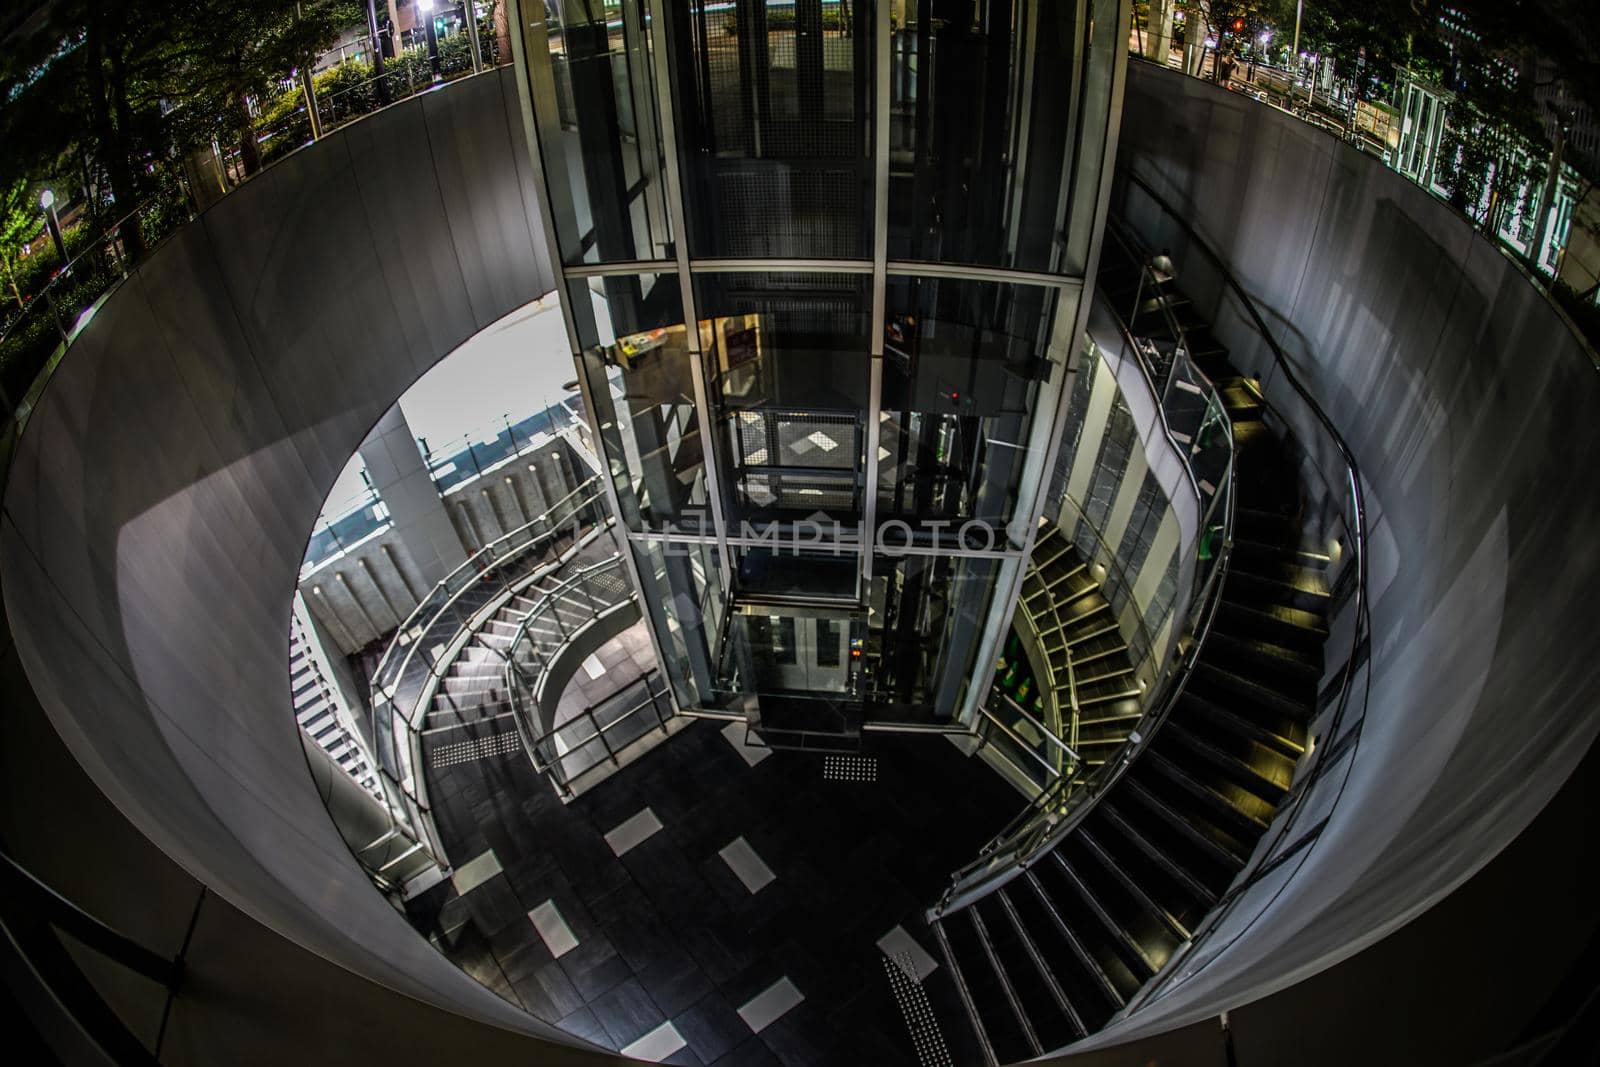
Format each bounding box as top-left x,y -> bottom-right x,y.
529,899 -> 580,958
555,1004 -> 611,1047
718,836 -> 776,895
560,934 -> 633,1002
737,977 -> 805,1034
637,950 -> 713,1018
592,976 -> 667,1049
680,989 -> 756,1063
621,1020 -> 688,1061
720,720 -> 771,766
875,925 -> 938,982
604,806 -> 664,856
450,848 -> 503,895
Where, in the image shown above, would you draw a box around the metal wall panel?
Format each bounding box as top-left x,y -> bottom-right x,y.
1083,62 -> 1600,1048
0,68 -> 572,1043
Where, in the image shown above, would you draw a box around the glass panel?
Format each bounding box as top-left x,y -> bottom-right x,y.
698,271 -> 870,531
577,316 -> 710,533
732,544 -> 860,598
526,0 -> 674,264
568,272 -> 685,352
865,552 -> 1002,723
887,0 -> 1086,271
629,536 -> 730,710
665,0 -> 876,258
877,276 -> 1057,537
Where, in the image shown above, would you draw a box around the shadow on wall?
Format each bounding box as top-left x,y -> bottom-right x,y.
0,66 -> 590,1047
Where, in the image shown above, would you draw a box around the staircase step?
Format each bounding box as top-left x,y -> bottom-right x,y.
1215,598 -> 1328,651
1047,852 -> 1159,979
969,907 -> 1043,1059
1190,661 -> 1314,722
1022,871 -> 1127,1011
1122,776 -> 1250,873
1180,691 -> 1306,761
1142,749 -> 1267,843
1200,630 -> 1322,688
1230,537 -> 1331,573
996,888 -> 1088,1040
1097,801 -> 1219,908
1158,722 -> 1289,811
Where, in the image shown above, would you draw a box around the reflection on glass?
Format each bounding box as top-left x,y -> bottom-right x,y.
698,272 -> 871,529
866,552 -> 1002,722
629,536 -> 728,710
568,272 -> 685,352
578,322 -> 710,533
878,276 -> 1057,534
665,0 -> 876,258
527,1 -> 673,265
887,0 -> 1084,270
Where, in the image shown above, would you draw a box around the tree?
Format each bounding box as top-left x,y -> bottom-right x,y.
0,181 -> 45,312
166,2 -> 362,179
1,0 -> 198,257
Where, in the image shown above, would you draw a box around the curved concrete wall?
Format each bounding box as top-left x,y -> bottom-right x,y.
1090,63 -> 1600,1044
0,69 -> 587,1046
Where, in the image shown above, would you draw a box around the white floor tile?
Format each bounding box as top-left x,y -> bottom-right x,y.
528,899 -> 579,958
604,807 -> 663,856
721,720 -> 771,766
738,976 -> 804,1033
719,836 -> 776,894
450,849 -> 502,896
877,924 -> 939,982
620,1020 -> 686,1060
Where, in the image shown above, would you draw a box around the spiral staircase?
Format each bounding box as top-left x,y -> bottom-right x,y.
933,221 -> 1335,1063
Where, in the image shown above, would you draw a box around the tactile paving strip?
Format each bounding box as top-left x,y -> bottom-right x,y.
431,730 -> 521,767
883,951 -> 954,1067
822,754 -> 878,782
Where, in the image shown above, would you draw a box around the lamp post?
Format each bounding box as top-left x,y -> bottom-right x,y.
39,189 -> 68,273
418,0 -> 442,79
1291,0 -> 1304,103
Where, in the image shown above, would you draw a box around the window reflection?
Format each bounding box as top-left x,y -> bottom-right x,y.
698,272 -> 871,530
664,0 -> 876,258
887,0 -> 1084,271
534,1 -> 674,265
878,276 -> 1057,533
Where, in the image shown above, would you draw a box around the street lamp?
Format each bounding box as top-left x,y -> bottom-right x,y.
39,189 -> 68,273
417,0 -> 441,79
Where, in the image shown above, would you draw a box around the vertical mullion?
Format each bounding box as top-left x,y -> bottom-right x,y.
862,0 -> 891,584
646,0 -> 733,591
507,0 -> 682,713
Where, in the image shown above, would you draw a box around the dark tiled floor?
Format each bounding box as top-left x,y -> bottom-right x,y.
554,621 -> 657,728
410,716 -> 1023,1065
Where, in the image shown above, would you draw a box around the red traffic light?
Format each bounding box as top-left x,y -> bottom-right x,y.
1233,18 -> 1244,31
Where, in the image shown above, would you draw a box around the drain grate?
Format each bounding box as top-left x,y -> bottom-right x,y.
431,731 -> 521,768
883,951 -> 954,1067
822,754 -> 877,782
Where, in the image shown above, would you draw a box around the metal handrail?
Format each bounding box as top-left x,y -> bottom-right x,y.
989,688 -> 1079,762
933,234 -> 1244,916
501,554 -> 630,686
369,477 -> 603,717
978,704 -> 1064,781
1103,170 -> 1372,1012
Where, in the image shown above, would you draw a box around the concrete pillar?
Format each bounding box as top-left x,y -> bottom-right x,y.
1144,0 -> 1174,66
358,406 -> 469,587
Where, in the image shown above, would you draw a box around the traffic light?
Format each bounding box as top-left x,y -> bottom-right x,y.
1233,18 -> 1245,31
